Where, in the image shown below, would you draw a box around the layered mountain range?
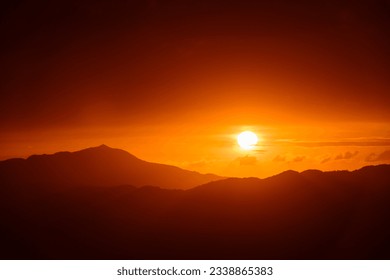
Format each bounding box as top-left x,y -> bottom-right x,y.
1,146 -> 389,259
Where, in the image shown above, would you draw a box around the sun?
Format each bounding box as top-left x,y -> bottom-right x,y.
237,131 -> 258,150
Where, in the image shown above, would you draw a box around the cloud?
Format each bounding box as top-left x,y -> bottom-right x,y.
365,153 -> 376,162
273,154 -> 305,163
238,156 -> 257,166
273,155 -> 286,162
334,151 -> 359,160
321,157 -> 331,164
253,149 -> 266,154
365,150 -> 390,162
292,156 -> 305,162
278,139 -> 390,147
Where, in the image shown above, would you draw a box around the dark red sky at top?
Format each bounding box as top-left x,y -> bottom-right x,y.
1,0 -> 389,130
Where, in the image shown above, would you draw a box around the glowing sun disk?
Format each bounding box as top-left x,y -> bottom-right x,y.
237,131 -> 258,150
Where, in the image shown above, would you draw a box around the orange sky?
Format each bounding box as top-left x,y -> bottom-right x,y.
1,0 -> 389,177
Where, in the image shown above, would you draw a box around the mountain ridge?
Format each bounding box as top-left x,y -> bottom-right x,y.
1,145 -> 389,190
0,145 -> 222,189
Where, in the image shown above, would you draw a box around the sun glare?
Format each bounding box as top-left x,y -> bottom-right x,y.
237,131 -> 258,150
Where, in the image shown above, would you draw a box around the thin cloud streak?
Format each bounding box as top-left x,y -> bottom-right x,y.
274,138 -> 390,147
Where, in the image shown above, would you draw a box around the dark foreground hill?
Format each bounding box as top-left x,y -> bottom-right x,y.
0,145 -> 222,189
1,158 -> 390,259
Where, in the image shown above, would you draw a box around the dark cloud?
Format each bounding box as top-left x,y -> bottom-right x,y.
334,151 -> 359,160
238,156 -> 257,166
365,150 -> 390,162
366,153 -> 377,162
273,155 -> 286,162
292,156 -> 305,162
321,157 -> 331,164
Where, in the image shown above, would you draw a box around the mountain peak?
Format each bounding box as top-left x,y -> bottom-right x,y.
96,144 -> 110,149
83,144 -> 117,152
77,145 -> 137,158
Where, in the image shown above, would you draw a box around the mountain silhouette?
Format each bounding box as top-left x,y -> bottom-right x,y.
0,145 -> 222,189
0,147 -> 389,259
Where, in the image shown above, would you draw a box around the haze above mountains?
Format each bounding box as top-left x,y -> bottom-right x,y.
1,145 -> 390,259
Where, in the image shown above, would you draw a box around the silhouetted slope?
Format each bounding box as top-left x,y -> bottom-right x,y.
0,162 -> 389,259
0,145 -> 222,189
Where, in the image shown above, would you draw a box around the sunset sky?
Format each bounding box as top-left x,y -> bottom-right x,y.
1,0 -> 390,177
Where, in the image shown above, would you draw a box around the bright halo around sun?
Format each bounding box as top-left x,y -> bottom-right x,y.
237,131 -> 258,150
